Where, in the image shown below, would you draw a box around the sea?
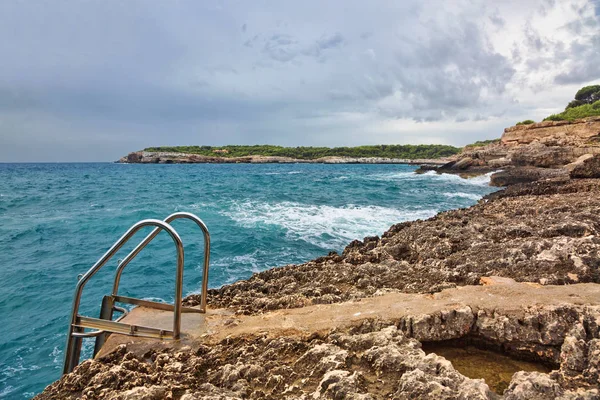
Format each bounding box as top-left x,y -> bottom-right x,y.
0,162 -> 497,398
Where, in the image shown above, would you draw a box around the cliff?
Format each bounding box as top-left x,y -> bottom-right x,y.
501,117 -> 600,147
423,116 -> 600,185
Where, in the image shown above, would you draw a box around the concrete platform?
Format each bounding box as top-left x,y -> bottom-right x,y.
96,278 -> 600,358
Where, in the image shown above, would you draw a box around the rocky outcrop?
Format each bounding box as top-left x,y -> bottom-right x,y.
419,117 -> 600,186
501,117 -> 600,147
489,167 -> 569,186
567,154 -> 600,179
118,151 -> 448,165
37,326 -> 497,399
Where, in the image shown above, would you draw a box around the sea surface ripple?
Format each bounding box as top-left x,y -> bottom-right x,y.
0,163 -> 497,398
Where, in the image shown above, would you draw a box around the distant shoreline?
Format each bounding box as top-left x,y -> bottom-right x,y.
118,151 -> 450,165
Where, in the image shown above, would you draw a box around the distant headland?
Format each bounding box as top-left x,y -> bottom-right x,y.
117,144 -> 460,164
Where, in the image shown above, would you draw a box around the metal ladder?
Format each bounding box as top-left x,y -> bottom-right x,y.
62,212 -> 210,375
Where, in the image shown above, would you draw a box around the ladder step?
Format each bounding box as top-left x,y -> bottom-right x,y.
75,316 -> 174,339
113,295 -> 202,313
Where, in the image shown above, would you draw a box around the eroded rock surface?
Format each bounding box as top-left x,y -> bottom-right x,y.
40,326 -> 494,399
501,118 -> 600,147
36,305 -> 600,400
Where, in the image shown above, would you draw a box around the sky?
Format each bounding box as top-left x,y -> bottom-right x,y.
0,0 -> 599,162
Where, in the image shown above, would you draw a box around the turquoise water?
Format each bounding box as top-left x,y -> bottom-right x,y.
0,163 -> 496,398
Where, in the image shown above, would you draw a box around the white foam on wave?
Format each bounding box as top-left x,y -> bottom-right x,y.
80,338 -> 96,361
437,171 -> 497,186
443,192 -> 482,201
1,353 -> 41,383
368,170 -> 497,187
0,386 -> 15,398
221,201 -> 437,248
208,252 -> 263,285
264,171 -> 302,175
141,297 -> 168,303
50,346 -> 62,368
368,171 -> 419,181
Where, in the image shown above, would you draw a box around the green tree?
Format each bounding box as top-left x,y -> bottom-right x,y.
566,100 -> 585,110
574,85 -> 600,104
543,83 -> 600,121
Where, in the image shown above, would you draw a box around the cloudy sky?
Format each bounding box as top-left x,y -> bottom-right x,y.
0,0 -> 599,162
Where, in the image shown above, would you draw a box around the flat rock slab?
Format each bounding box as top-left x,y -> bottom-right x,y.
97,279 -> 600,358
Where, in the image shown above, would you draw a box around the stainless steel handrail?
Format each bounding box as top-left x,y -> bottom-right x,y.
62,219 -> 184,375
112,212 -> 211,312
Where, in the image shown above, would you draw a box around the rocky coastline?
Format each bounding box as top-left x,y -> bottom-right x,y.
37,117 -> 600,399
419,116 -> 600,186
118,151 -> 449,165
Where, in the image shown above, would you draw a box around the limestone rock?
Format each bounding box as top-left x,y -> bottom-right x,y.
560,336 -> 587,373
489,167 -> 569,187
115,385 -> 169,400
501,117 -> 600,147
569,154 -> 600,179
503,371 -> 564,399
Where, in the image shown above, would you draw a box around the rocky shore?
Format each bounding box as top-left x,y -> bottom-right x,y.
419,116 -> 600,186
36,118 -> 600,399
37,181 -> 600,398
118,151 -> 448,165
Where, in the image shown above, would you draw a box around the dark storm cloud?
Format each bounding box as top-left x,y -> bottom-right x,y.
554,33 -> 600,84
489,13 -> 505,27
383,22 -> 515,118
261,32 -> 344,63
551,0 -> 600,84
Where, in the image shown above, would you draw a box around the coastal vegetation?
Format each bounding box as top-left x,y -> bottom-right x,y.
143,144 -> 461,159
464,139 -> 500,148
544,84 -> 600,121
516,119 -> 535,125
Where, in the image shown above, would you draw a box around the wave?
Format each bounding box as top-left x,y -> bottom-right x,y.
208,252 -> 263,285
443,192 -> 482,201
438,171 -> 497,186
367,170 -> 496,187
0,386 -> 15,398
50,346 -> 62,368
220,201 -> 437,249
367,171 -> 419,181
264,171 -> 302,175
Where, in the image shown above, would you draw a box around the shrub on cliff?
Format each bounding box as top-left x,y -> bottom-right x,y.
463,139 -> 500,149
516,120 -> 535,125
566,100 -> 585,110
575,85 -> 600,104
544,114 -> 565,122
544,103 -> 600,121
543,84 -> 600,121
